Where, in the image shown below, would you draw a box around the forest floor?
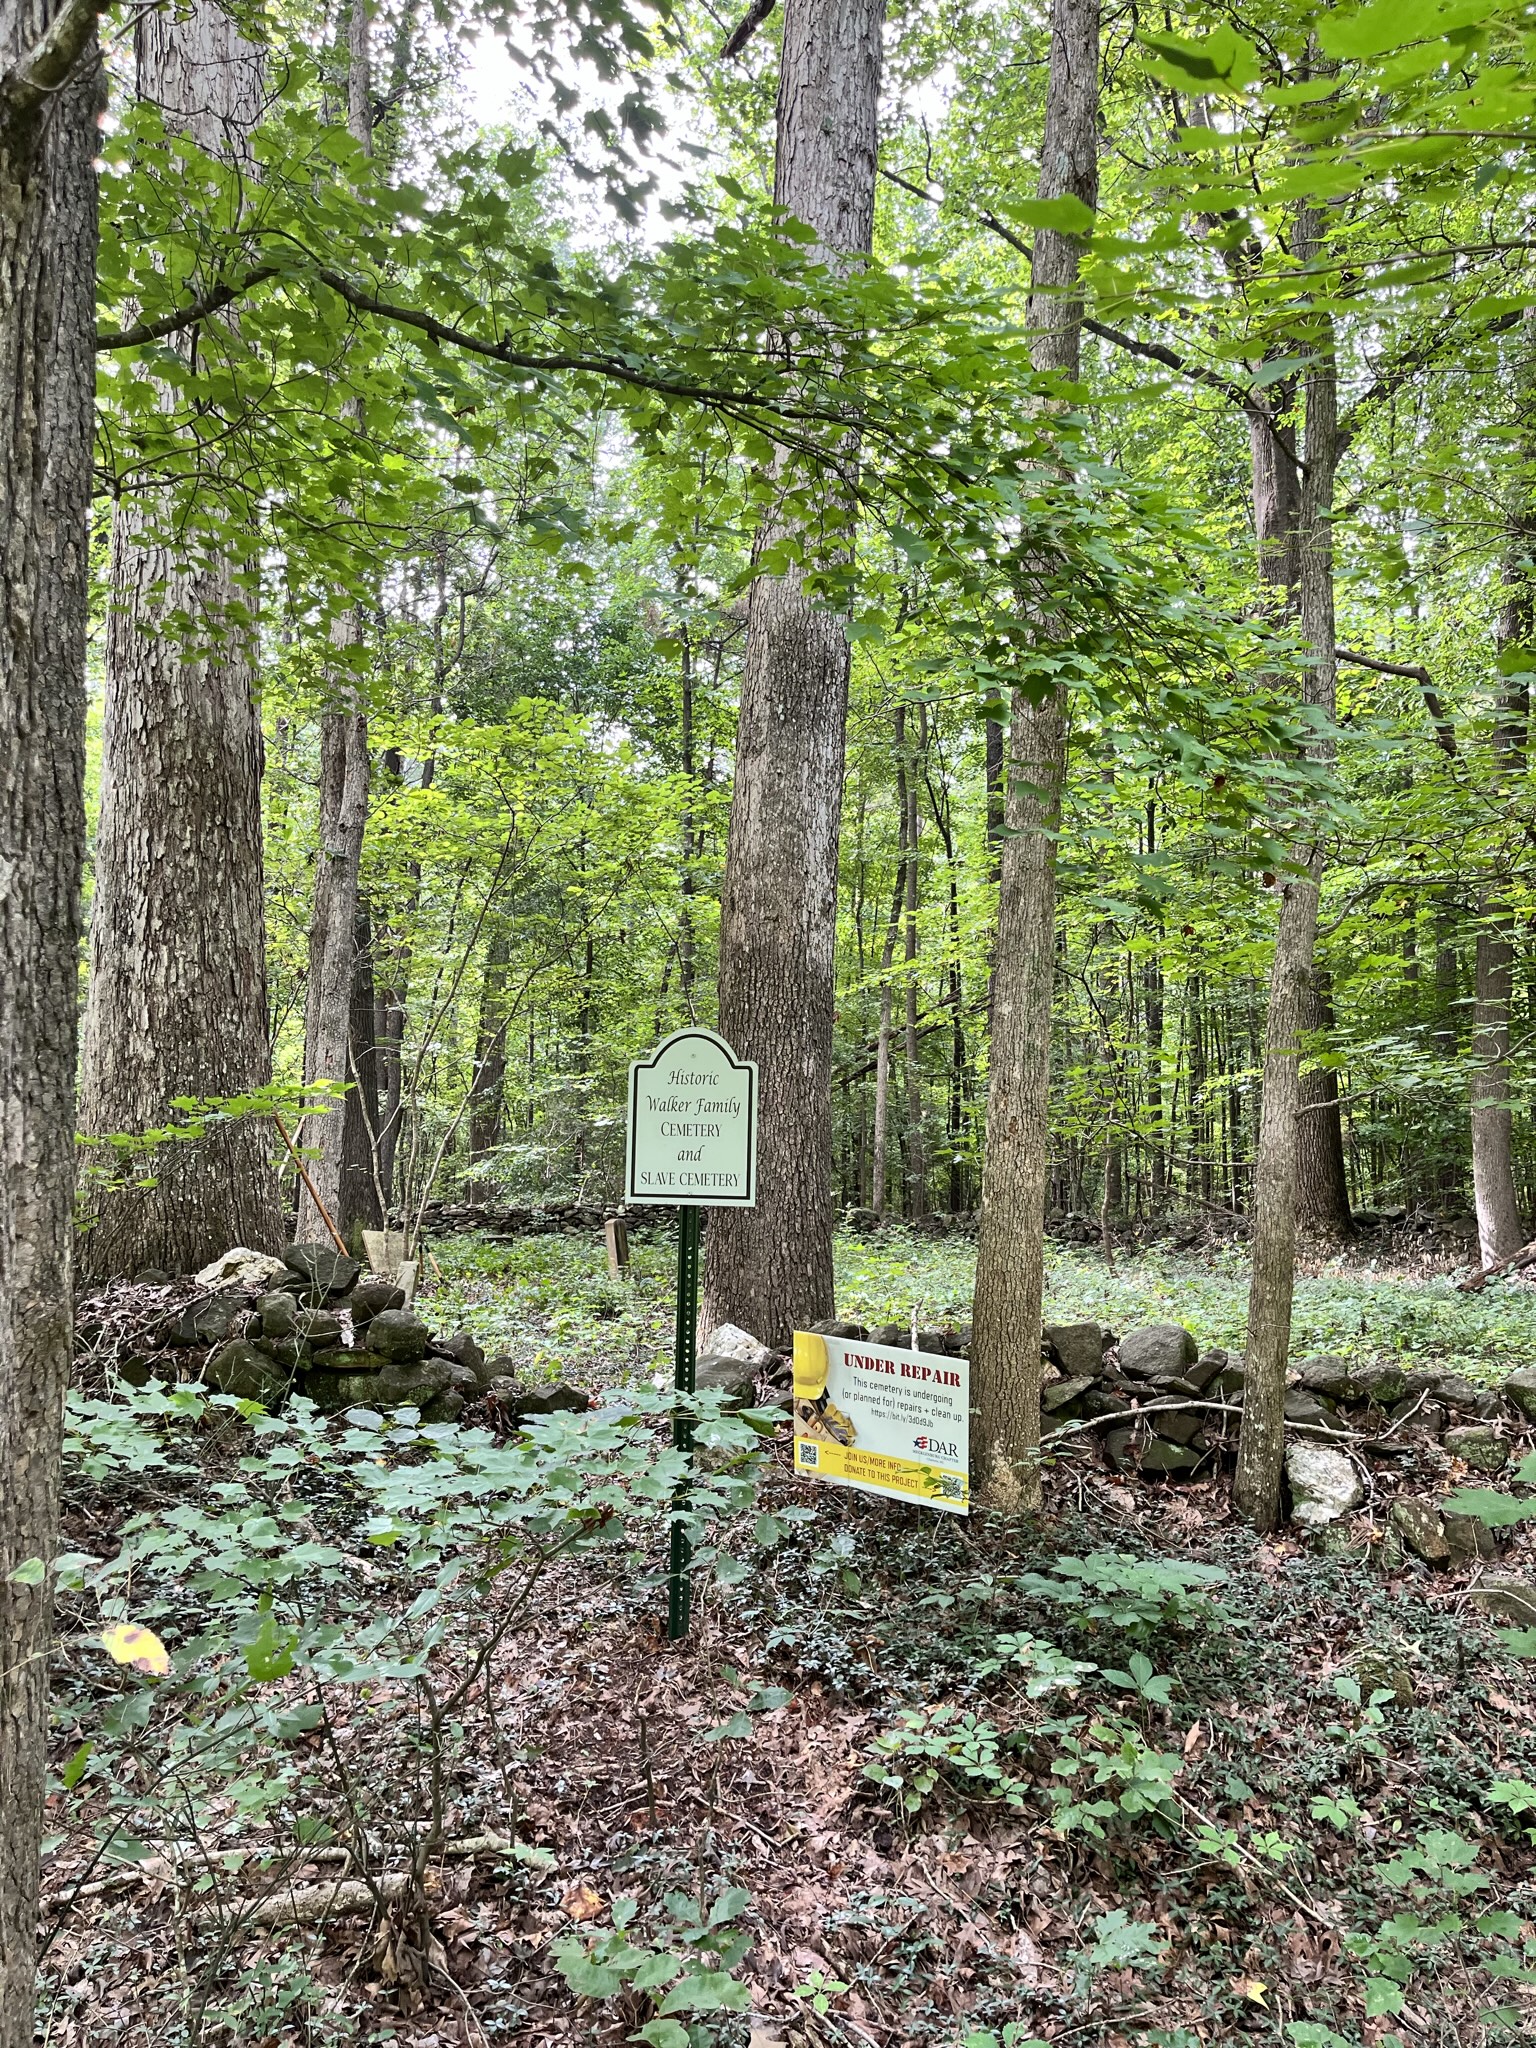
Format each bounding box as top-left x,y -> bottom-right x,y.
38,1230 -> 1536,2048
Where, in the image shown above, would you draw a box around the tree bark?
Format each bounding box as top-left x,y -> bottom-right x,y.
340,899 -> 384,1236
1295,968 -> 1352,1236
901,709 -> 927,1218
1472,919 -> 1523,1262
969,0 -> 1099,1511
701,0 -> 884,1347
1470,310 -> 1534,1266
467,914 -> 513,1200
298,702 -> 370,1242
870,773 -> 905,1220
1236,266 -> 1339,1531
78,0 -> 279,1281
0,6 -> 99,2039
298,0 -> 373,1245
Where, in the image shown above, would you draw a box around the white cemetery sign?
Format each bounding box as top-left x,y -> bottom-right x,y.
625,1027 -> 758,1207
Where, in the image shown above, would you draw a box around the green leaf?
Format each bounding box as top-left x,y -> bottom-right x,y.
556,1953 -> 625,1998
702,1711 -> 753,1742
1318,0 -> 1457,61
996,195 -> 1097,236
7,1557 -> 46,1586
707,1885 -> 752,1925
1140,27 -> 1262,93
1443,1487 -> 1536,1528
243,1612 -> 297,1682
658,1968 -> 752,2013
631,2023 -> 689,2048
1365,1976 -> 1407,2016
61,1742 -> 93,1791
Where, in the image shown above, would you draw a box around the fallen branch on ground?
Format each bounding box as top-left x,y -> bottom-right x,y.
1457,1236 -> 1536,1293
47,1832 -> 518,1926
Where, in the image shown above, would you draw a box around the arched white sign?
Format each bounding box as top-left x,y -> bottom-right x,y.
625,1027 -> 758,1207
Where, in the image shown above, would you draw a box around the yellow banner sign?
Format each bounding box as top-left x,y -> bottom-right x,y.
791,1330 -> 969,1514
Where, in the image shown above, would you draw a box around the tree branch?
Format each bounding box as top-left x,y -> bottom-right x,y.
721,0 -> 778,59
1336,645 -> 1456,756
1080,314 -> 1253,411
1337,311 -> 1521,448
308,265 -> 851,435
0,0 -> 105,139
96,267 -> 281,350
1457,1231 -> 1536,1293
881,166 -> 1252,410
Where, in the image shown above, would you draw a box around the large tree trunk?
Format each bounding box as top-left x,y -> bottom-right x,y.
1236,277 -> 1339,1530
701,0 -> 884,1347
78,1 -> 278,1280
969,0 -> 1099,1510
0,6 -> 99,2040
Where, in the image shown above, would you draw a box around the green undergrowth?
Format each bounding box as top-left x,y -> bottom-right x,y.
719,1492 -> 1536,2044
420,1226 -> 680,1384
423,1227 -> 1536,1390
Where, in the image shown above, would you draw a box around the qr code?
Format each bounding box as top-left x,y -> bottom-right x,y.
797,1441 -> 820,1468
935,1473 -> 963,1500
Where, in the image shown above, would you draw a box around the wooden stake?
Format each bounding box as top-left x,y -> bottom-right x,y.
272,1114 -> 349,1256
604,1215 -> 630,1281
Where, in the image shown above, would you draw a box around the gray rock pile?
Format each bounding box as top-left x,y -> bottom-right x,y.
118,1241 -> 587,1427
760,1315 -> 1536,1549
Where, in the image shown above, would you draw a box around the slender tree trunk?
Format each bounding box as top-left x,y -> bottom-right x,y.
78,1 -> 279,1278
468,916 -> 513,1200
1295,969 -> 1352,1236
298,702 -> 369,1241
298,0 -> 374,1245
702,0 -> 884,1346
340,899 -> 383,1237
1471,311 -> 1534,1265
373,747 -> 409,1215
901,709 -> 927,1218
1236,269 -> 1339,1530
871,798 -> 905,1221
1472,919 -> 1523,1262
970,0 -> 1099,1510
0,7 -> 99,2039
1145,954 -> 1166,1205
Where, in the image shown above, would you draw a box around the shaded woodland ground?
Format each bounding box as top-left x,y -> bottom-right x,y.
33,1228 -> 1536,2048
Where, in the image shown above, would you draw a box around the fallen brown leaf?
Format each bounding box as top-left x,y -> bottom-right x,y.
560,1881 -> 604,1923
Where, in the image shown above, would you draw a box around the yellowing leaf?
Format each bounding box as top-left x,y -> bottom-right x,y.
101,1624 -> 170,1678
561,1881 -> 605,1923
1232,1975 -> 1268,2005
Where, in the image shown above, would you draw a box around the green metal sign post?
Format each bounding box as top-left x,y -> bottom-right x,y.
625,1028 -> 758,1646
667,1204 -> 702,1641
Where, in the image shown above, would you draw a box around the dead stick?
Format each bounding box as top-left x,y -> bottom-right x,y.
272,1113 -> 349,1257
1457,1235 -> 1536,1293
1046,1395 -> 1407,1450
